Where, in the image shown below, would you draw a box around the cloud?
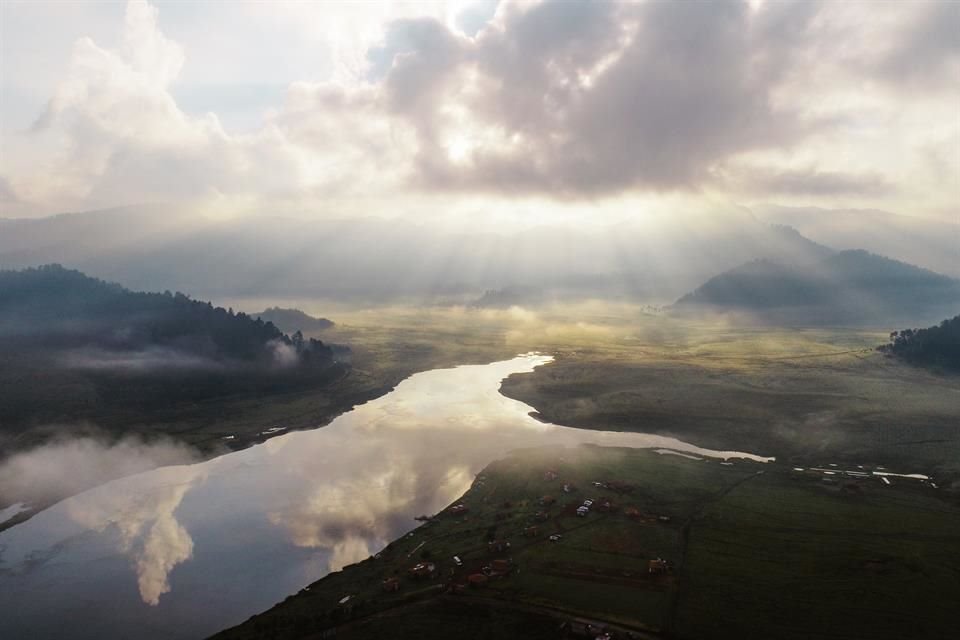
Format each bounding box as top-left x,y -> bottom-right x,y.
734,167 -> 891,196
876,0 -> 960,87
267,339 -> 299,369
0,176 -> 18,204
64,464 -> 206,605
59,346 -> 226,373
0,432 -> 199,506
1,0 -> 957,217
357,1 -> 848,199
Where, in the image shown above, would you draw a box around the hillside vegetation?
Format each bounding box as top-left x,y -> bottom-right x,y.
880,314 -> 960,372
0,265 -> 342,449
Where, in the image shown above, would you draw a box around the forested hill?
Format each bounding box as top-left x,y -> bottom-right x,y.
0,265 -> 343,442
880,315 -> 960,372
252,307 -> 334,334
674,250 -> 960,325
0,264 -> 330,366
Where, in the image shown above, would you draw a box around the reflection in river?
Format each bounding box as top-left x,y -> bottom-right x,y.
0,354 -> 770,640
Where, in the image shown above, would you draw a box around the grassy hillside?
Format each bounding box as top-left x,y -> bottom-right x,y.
213,446 -> 959,640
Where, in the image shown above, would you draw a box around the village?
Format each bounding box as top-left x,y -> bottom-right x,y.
216,445 -> 958,640
261,446 -> 716,640
382,465 -> 677,606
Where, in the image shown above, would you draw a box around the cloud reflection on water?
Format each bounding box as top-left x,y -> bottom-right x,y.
0,354 -> 770,639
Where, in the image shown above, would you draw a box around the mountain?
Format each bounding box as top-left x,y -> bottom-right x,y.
1,205 -> 833,304
879,314 -> 960,372
675,250 -> 960,325
756,205 -> 960,278
0,264 -> 332,363
252,307 -> 334,334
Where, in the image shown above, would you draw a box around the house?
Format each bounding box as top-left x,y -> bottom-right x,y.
544,470 -> 559,481
491,559 -> 512,574
467,573 -> 488,586
381,577 -> 400,592
576,506 -> 589,517
535,510 -> 549,521
597,499 -> 616,513
488,539 -> 511,553
540,495 -> 556,506
648,558 -> 669,575
449,504 -> 469,516
408,562 -> 437,579
524,526 -> 539,537
624,507 -> 641,519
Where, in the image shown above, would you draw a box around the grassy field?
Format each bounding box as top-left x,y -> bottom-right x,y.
213,445 -> 960,640
327,304 -> 960,482
10,302 -> 953,477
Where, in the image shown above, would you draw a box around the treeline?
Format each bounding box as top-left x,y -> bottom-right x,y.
0,265 -> 345,441
879,314 -> 960,372
0,264 -> 331,365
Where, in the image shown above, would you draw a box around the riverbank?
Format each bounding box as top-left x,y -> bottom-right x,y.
213,445 -> 960,640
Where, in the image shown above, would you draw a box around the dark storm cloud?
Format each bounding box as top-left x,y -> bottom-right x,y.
368,18 -> 466,112
378,0 -> 823,196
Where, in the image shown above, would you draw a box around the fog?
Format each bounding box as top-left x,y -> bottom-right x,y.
60,346 -> 226,373
0,204 -> 834,305
0,432 -> 199,507
757,205 -> 960,278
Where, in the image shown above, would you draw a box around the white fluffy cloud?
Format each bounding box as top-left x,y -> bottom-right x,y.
0,0 -> 957,219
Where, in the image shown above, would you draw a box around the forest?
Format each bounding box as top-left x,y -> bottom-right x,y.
0,265 -> 344,448
880,314 -> 960,372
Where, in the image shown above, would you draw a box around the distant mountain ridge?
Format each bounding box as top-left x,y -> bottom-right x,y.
0,205 -> 837,303
675,250 -> 960,325
252,307 -> 334,334
757,205 -> 960,278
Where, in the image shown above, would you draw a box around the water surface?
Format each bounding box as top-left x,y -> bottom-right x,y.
0,354 -> 769,639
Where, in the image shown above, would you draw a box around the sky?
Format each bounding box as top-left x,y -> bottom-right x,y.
0,0 -> 957,223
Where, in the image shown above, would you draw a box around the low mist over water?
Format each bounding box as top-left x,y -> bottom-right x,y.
0,433 -> 199,507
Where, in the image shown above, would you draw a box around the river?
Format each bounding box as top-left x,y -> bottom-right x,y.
0,354 -> 770,639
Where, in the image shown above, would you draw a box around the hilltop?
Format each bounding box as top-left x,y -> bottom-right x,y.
252,307 -> 334,334
675,250 -> 960,325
